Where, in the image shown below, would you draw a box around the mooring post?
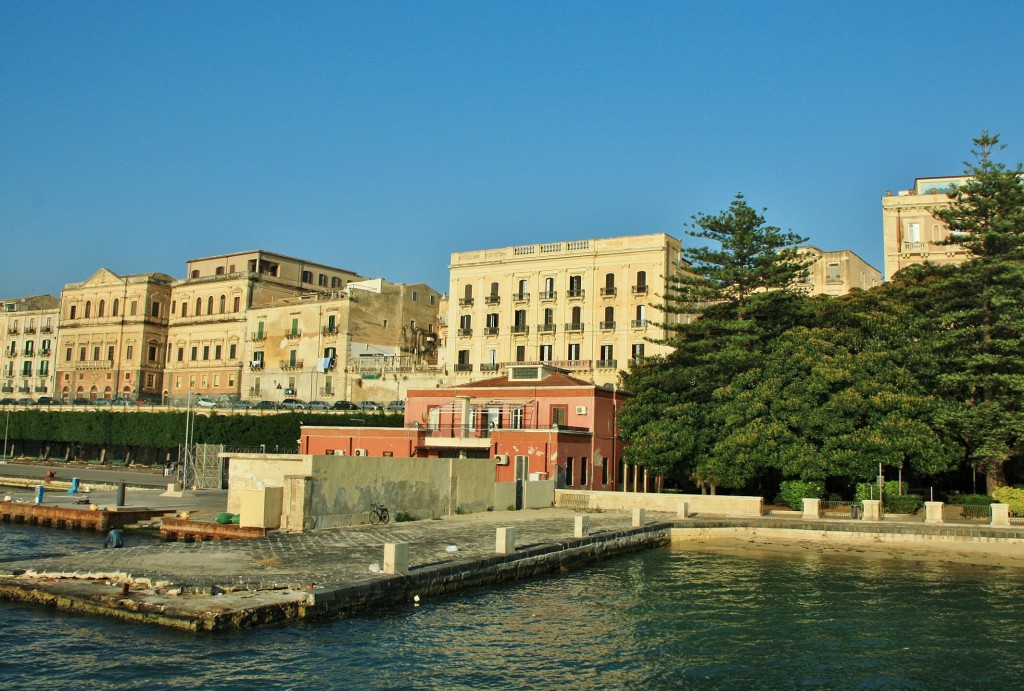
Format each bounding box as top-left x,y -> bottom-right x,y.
496,527 -> 516,554
574,515 -> 590,538
631,508 -> 646,527
384,543 -> 409,575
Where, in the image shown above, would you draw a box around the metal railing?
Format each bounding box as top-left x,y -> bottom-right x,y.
942,504 -> 991,523
819,500 -> 862,519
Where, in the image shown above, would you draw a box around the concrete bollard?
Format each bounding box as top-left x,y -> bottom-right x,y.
802,498 -> 821,520
384,542 -> 409,575
924,501 -> 944,524
861,499 -> 881,521
574,515 -> 590,538
991,503 -> 1011,527
677,502 -> 689,519
632,508 -> 646,527
496,527 -> 516,554
34,485 -> 45,504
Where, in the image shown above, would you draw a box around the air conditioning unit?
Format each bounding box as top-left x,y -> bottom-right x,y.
333,449 -> 346,456
576,405 -> 588,415
354,448 -> 368,456
494,454 -> 509,465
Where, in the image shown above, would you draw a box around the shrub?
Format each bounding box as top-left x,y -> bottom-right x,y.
883,494 -> 923,514
855,481 -> 908,502
777,480 -> 824,511
992,487 -> 1024,516
948,493 -> 995,506
394,512 -> 416,522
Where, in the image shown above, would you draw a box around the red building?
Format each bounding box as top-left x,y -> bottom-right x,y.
299,365 -> 627,489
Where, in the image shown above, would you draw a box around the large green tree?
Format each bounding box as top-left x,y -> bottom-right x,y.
927,132 -> 1024,492
619,196 -> 810,491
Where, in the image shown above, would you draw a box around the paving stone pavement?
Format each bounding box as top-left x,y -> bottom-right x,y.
5,508 -> 674,592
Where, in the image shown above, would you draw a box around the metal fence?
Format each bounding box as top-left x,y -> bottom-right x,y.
819,500 -> 862,519
942,504 -> 991,524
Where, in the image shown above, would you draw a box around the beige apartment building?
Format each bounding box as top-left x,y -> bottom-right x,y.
240,279 -> 442,404
795,246 -> 881,296
446,233 -> 687,388
165,250 -> 364,405
882,176 -> 970,281
0,295 -> 60,399
55,269 -> 173,401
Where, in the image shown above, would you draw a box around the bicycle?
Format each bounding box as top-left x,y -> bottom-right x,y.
369,502 -> 390,525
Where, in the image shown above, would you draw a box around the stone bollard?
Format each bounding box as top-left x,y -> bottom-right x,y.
677,502 -> 689,518
496,527 -> 516,554
924,501 -> 944,524
802,498 -> 821,520
384,543 -> 409,575
861,499 -> 881,521
574,515 -> 590,538
991,503 -> 1011,527
632,508 -> 646,528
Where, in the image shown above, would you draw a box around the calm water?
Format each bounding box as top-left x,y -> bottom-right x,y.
2,523 -> 1023,689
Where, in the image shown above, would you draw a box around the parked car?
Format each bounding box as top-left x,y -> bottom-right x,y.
307,400 -> 330,411
110,397 -> 135,407
194,397 -> 218,408
0,398 -> 15,405
386,400 -> 406,413
359,400 -> 382,412
331,400 -> 359,411
70,397 -> 93,406
16,397 -> 34,406
252,400 -> 279,410
35,396 -> 60,406
93,398 -> 112,407
280,398 -> 307,410
231,399 -> 253,409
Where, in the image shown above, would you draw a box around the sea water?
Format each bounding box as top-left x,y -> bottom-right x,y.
1,523 -> 1023,689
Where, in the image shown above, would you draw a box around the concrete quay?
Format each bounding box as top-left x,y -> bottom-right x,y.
0,508 -> 673,631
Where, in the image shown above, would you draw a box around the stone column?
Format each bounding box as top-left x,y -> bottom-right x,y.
677,502 -> 689,518
861,499 -> 881,521
924,501 -> 944,524
632,508 -> 646,527
802,498 -> 820,520
991,503 -> 1011,527
574,515 -> 590,538
496,527 -> 516,554
384,543 -> 409,575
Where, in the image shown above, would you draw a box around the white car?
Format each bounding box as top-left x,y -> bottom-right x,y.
195,397 -> 218,408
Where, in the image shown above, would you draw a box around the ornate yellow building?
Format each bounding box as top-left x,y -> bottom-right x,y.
164,250 -> 364,405
881,176 -> 970,281
446,233 -> 687,388
0,295 -> 60,399
55,269 -> 173,401
794,246 -> 881,296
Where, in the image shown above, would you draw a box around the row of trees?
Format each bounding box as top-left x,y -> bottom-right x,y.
619,132 -> 1024,497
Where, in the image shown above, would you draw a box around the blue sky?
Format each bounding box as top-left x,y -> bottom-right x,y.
2,1 -> 1023,298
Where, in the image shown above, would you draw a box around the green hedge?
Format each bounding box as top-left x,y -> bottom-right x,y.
776,480 -> 824,510
992,487 -> 1024,516
855,480 -> 908,502
883,494 -> 923,514
947,493 -> 995,506
3,410 -> 403,450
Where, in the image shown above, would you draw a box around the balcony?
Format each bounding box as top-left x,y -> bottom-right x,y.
631,319 -> 647,329
600,287 -> 617,296
567,289 -> 584,299
459,297 -> 474,307
74,360 -> 113,371
512,292 -> 529,302
596,359 -> 618,369
249,360 -> 265,370
480,363 -> 501,372
539,291 -> 556,300
24,326 -> 36,334
250,333 -> 267,342
40,325 -> 52,333
483,327 -> 499,336
600,321 -> 616,330
5,349 -> 16,357
458,328 -> 473,337
0,386 -> 11,393
485,294 -> 500,305
23,350 -> 34,358
510,325 -> 529,335
17,385 -> 30,393
565,322 -> 584,332
632,284 -> 648,294
322,326 -> 339,336
537,323 -> 556,333
34,385 -> 47,393
39,348 -> 50,356
7,327 -> 18,335
454,363 -> 473,372
280,359 -> 304,370
284,330 -> 302,340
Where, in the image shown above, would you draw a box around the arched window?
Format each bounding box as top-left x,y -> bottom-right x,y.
635,270 -> 647,291
181,302 -> 188,317
571,306 -> 582,325
604,306 -> 615,322
207,296 -> 214,315
635,305 -> 647,321
195,298 -> 202,316
605,273 -> 615,289
84,301 -> 91,318
544,308 -> 554,325
233,296 -> 241,312
98,300 -> 105,317
112,299 -> 120,317
219,295 -> 226,314
464,284 -> 473,299
489,282 -> 499,296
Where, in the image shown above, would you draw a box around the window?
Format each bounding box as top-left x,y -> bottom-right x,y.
112,299 -> 120,316
826,262 -> 842,284
219,295 -> 226,313
146,373 -> 154,387
215,345 -> 222,360
98,300 -> 105,317
69,305 -> 76,319
412,290 -> 418,301
580,457 -> 588,487
906,222 -> 921,243
130,300 -> 138,316
459,314 -> 472,336
635,271 -> 647,292
39,361 -> 48,376
634,305 -> 647,326
331,277 -> 341,288
632,343 -> 645,360
256,321 -> 265,338
570,306 -> 582,328
215,266 -> 224,275
84,301 -> 91,318
486,313 -> 499,333
565,457 -> 574,486
126,345 -> 133,360
544,277 -> 554,296
516,279 -> 528,299
151,301 -> 160,318
24,340 -> 33,356
79,346 -> 86,361
302,270 -> 313,283
602,306 -> 615,329
191,269 -> 200,278
229,343 -> 237,359
177,347 -> 184,362
603,273 -> 616,295
600,344 -> 614,365
513,310 -> 527,332
543,308 -> 554,326
253,351 -> 264,367
203,345 -> 210,360
568,275 -> 583,297
93,346 -> 100,360
195,298 -> 202,316
206,296 -> 213,315
568,343 -> 580,360
191,346 -> 198,361
318,273 -> 327,287
148,345 -> 157,362
515,345 -> 526,362
539,344 -> 552,361
107,346 -> 114,361
181,302 -> 188,317
551,406 -> 568,427
288,350 -> 297,367
233,296 -> 241,312
66,347 -> 73,362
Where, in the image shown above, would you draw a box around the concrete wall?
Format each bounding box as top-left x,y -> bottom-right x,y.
494,482 -> 516,511
523,480 -> 555,509
556,489 -> 763,517
227,453 -> 497,531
